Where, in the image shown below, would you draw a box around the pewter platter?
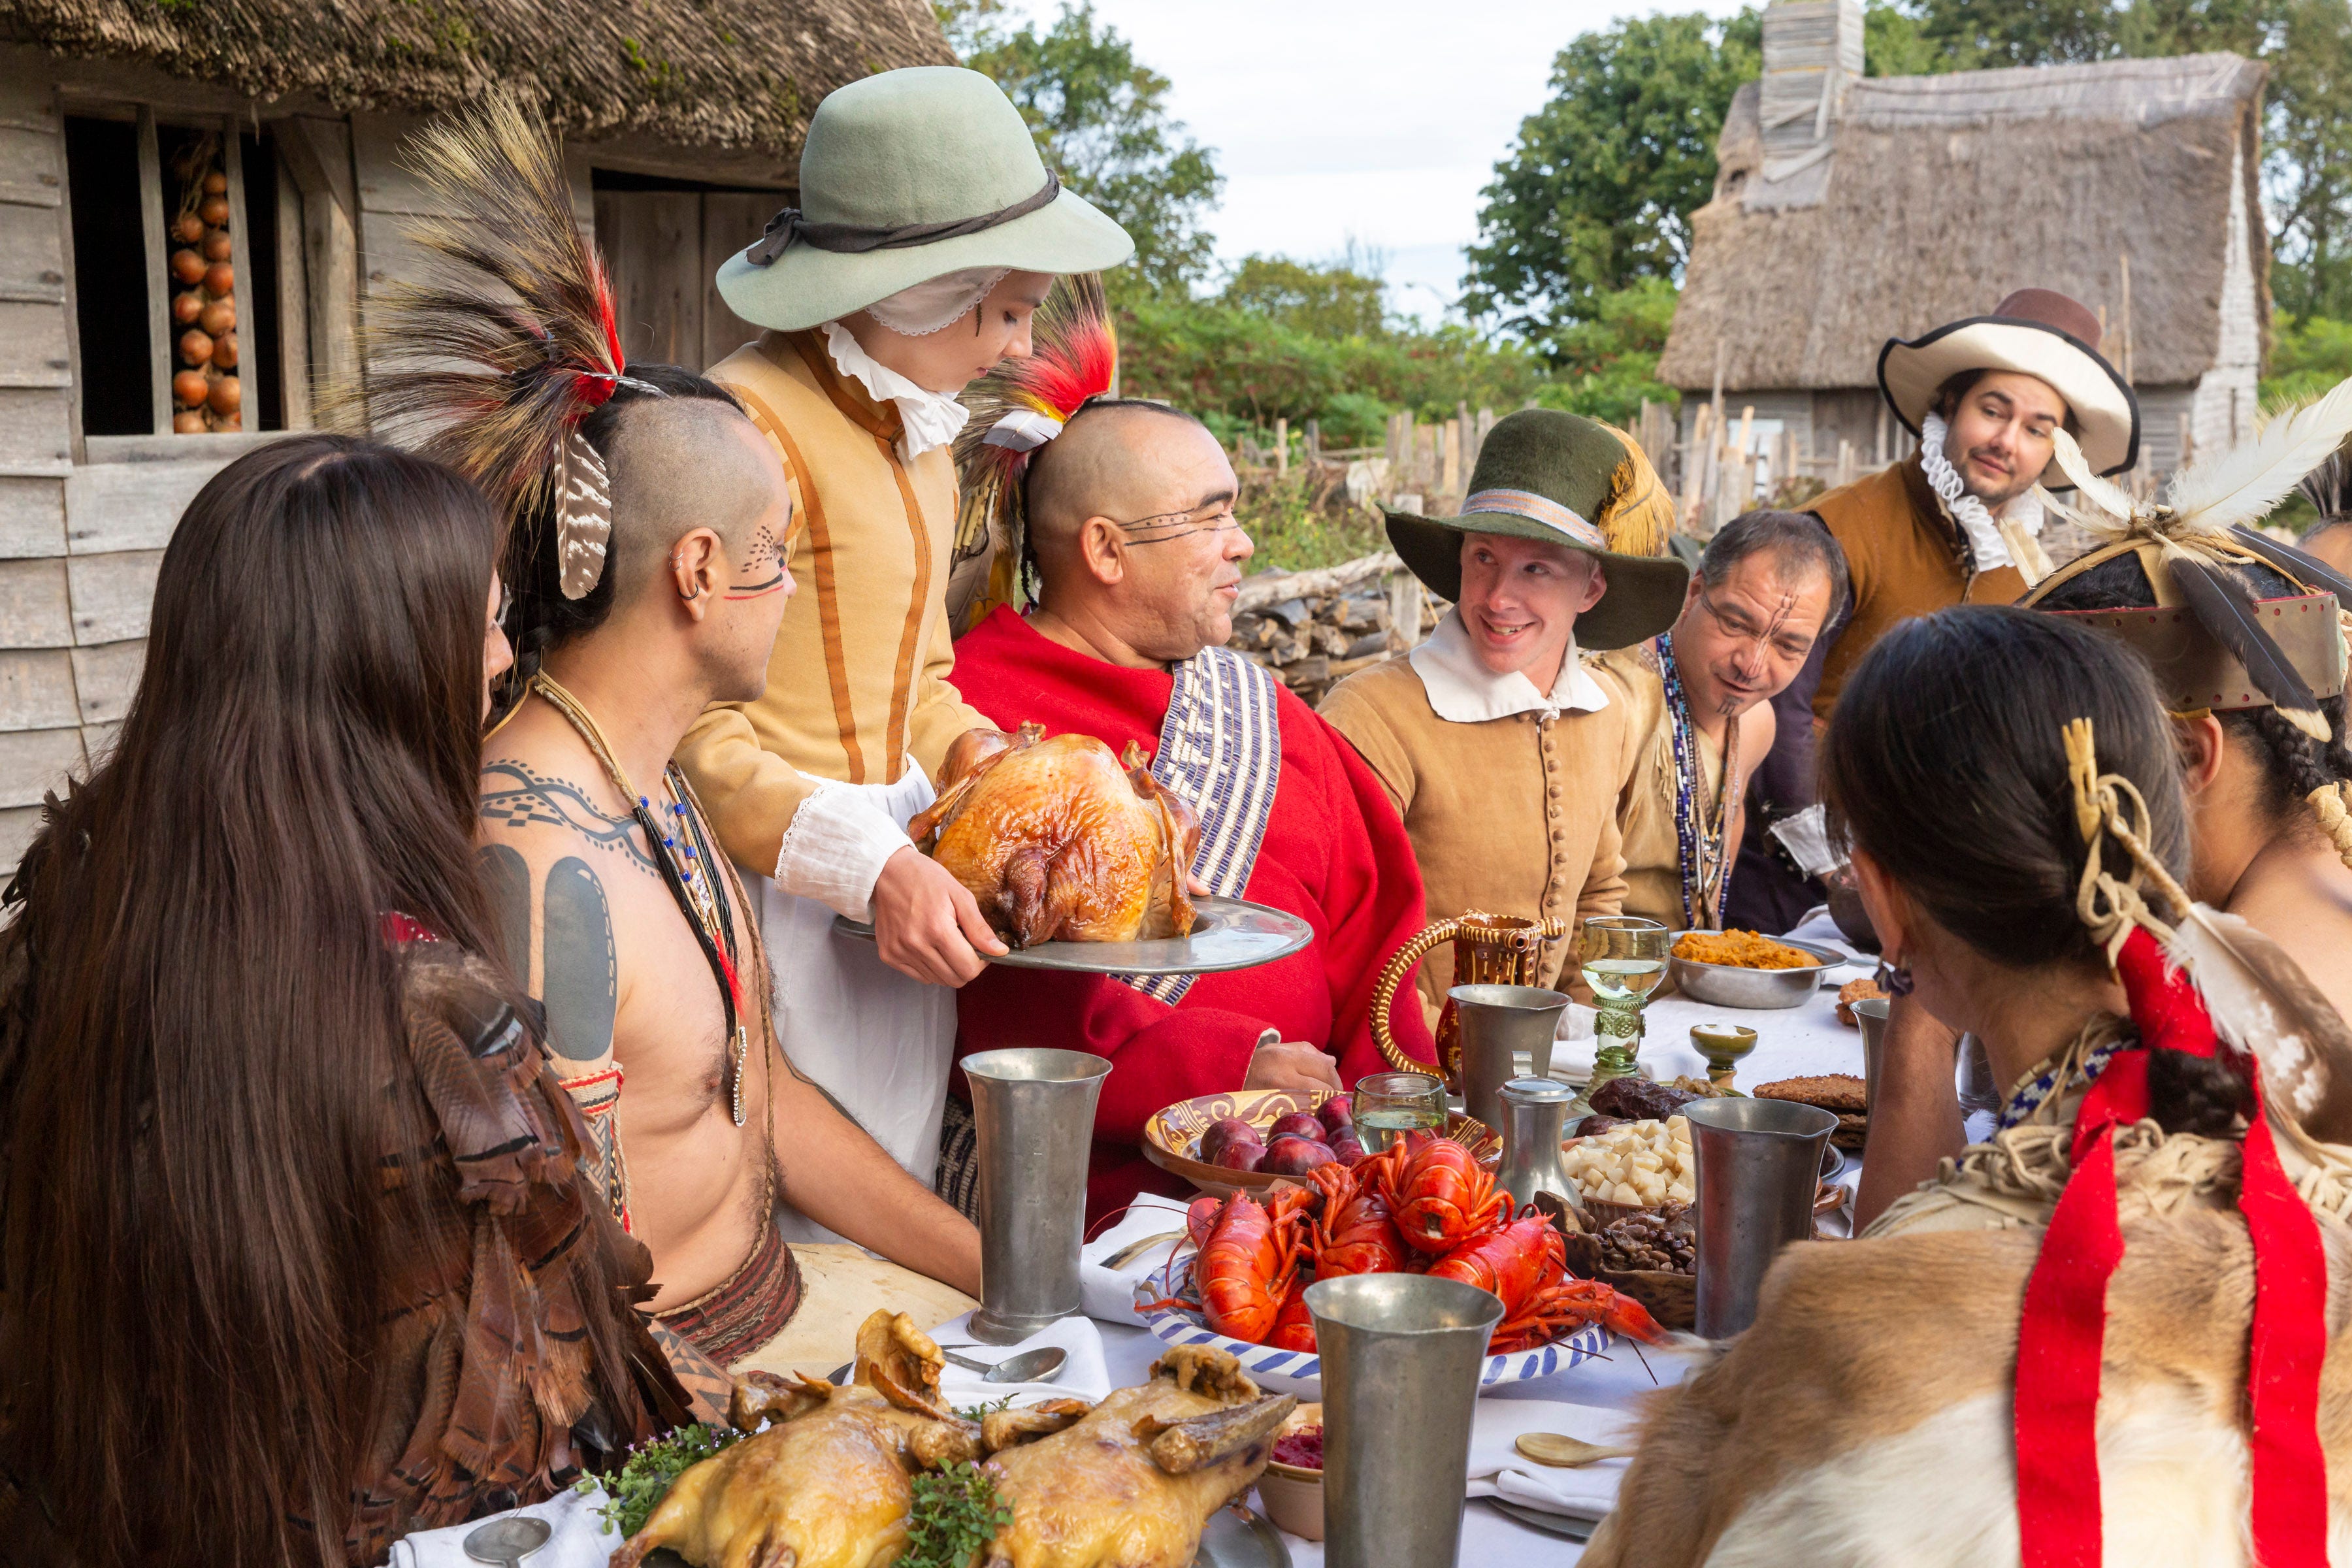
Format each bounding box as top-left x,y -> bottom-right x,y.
834,894 -> 1313,977
1196,1501 -> 1292,1565
648,1508 -> 1287,1568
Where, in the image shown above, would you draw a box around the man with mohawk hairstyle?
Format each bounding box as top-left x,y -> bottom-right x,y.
365,95 -> 982,1382
936,275 -> 1439,1220
678,65 -> 1136,1208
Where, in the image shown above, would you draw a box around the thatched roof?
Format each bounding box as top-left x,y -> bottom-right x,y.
1656,53 -> 2268,392
0,0 -> 955,157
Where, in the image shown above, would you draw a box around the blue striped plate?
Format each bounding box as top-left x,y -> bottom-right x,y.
1134,1254 -> 1612,1399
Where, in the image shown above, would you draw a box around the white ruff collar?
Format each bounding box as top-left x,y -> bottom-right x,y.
820,319 -> 971,461
1919,410 -> 2051,582
1409,609 -> 1611,723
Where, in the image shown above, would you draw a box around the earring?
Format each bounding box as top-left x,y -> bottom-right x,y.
1882,954 -> 1915,997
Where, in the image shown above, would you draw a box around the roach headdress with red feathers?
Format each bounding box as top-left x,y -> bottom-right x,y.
356,91 -> 662,602
951,272 -> 1117,606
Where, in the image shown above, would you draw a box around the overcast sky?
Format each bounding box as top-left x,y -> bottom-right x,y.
998,0 -> 1745,323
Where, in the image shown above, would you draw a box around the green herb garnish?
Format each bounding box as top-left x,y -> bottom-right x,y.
902,1460 -> 1013,1568
953,1393 -> 1015,1422
576,1422 -> 745,1537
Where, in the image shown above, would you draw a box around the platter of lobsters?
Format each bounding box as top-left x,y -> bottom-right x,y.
1134,1112 -> 1667,1398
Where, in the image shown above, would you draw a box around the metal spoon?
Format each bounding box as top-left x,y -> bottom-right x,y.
1514,1432 -> 1637,1468
463,1516 -> 552,1567
944,1345 -> 1068,1384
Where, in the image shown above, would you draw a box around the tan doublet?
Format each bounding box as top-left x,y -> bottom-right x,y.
679,329 -> 990,875
1322,632 -> 1639,1016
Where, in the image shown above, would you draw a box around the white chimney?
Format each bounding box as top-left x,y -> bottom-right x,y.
1758,0 -> 1864,177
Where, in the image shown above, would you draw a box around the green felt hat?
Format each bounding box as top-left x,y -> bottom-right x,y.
715,67 -> 1135,333
1383,409 -> 1691,650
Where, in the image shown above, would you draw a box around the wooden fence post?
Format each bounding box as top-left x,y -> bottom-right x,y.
1274,416 -> 1288,477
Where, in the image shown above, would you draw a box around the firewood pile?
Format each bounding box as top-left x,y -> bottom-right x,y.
1224,551 -> 1445,707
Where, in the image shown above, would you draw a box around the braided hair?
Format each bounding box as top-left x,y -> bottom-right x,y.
495,363 -> 745,715
1823,607 -> 2246,1137
2036,552 -> 2352,872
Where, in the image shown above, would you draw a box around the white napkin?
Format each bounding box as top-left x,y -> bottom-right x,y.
1463,1399 -> 1640,1520
927,1310 -> 1113,1406
1767,804 -> 1845,878
385,1486 -> 619,1568
1080,1194 -> 1196,1327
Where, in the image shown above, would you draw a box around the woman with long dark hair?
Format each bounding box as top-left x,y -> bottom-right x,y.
0,434 -> 686,1566
1588,607 -> 2352,1568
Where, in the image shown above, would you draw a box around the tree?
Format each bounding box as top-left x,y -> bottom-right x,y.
1217,249 -> 1391,339
1462,12 -> 1756,345
936,0 -> 1223,300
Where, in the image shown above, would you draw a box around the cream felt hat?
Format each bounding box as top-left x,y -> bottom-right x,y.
1877,287 -> 2141,476
715,67 -> 1135,333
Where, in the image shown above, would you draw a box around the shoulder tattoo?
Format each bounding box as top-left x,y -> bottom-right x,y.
479,759 -> 659,876
474,845 -> 619,1067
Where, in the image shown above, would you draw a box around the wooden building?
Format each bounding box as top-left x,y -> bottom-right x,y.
0,0 -> 951,858
1656,0 -> 2268,508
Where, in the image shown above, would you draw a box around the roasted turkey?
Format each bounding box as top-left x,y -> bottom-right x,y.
910,724 -> 1201,948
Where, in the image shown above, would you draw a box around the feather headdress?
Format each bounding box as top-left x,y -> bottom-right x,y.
353,91 -> 653,599
2027,375 -> 2352,743
951,272 -> 1117,607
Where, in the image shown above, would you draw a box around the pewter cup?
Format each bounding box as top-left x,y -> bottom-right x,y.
1687,1097 -> 1837,1339
962,1047 -> 1111,1343
1451,984 -> 1570,1133
1307,1273 -> 1505,1568
1495,1075 -> 1579,1213
1853,997 -> 1891,1113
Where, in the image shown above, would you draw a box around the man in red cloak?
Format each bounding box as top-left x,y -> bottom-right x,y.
938,302 -> 1435,1219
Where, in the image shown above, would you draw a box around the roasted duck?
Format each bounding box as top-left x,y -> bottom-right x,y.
612,1317 -> 1290,1568
611,1314 -> 981,1568
911,723 -> 1200,948
979,1345 -> 1294,1568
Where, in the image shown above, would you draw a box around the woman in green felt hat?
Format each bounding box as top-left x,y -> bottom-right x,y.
678,66 -> 1133,1231
1322,409 -> 1690,1020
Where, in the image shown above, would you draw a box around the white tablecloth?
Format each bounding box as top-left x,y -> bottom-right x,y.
1121,914 -> 1881,1563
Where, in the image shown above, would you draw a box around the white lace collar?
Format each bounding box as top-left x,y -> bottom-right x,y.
819,319 -> 972,461
1919,410 -> 2051,582
1409,608 -> 1612,723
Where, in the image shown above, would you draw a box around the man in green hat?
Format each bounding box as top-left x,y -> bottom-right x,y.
676,65 -> 1133,1223
1322,409 -> 1689,1022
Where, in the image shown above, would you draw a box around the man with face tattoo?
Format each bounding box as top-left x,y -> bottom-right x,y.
1595,510 -> 1846,931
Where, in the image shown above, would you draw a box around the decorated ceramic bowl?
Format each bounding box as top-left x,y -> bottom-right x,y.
1141,1088 -> 1500,1200
1133,1252 -> 1610,1399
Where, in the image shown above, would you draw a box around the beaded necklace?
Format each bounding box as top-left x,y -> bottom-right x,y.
530,671 -> 752,1126
1657,632 -> 1740,930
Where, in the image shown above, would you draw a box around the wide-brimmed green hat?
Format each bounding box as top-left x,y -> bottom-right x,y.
715,67 -> 1134,333
1384,409 -> 1691,650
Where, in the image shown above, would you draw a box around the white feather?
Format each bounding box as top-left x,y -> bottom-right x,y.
2046,427 -> 2142,524
2165,904 -> 2328,1119
2163,374 -> 2352,537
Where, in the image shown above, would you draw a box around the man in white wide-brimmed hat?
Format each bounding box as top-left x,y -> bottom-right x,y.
677,65 -> 1133,1222
1726,286 -> 2142,933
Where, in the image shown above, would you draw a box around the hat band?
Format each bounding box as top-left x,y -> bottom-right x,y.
1463,487 -> 1604,549
2045,594 -> 2347,710
745,170 -> 1063,266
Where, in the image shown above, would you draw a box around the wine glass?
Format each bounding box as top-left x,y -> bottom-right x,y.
1578,916 -> 1671,1087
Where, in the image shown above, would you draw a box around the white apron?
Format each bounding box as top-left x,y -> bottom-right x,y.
760,765 -> 957,1243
